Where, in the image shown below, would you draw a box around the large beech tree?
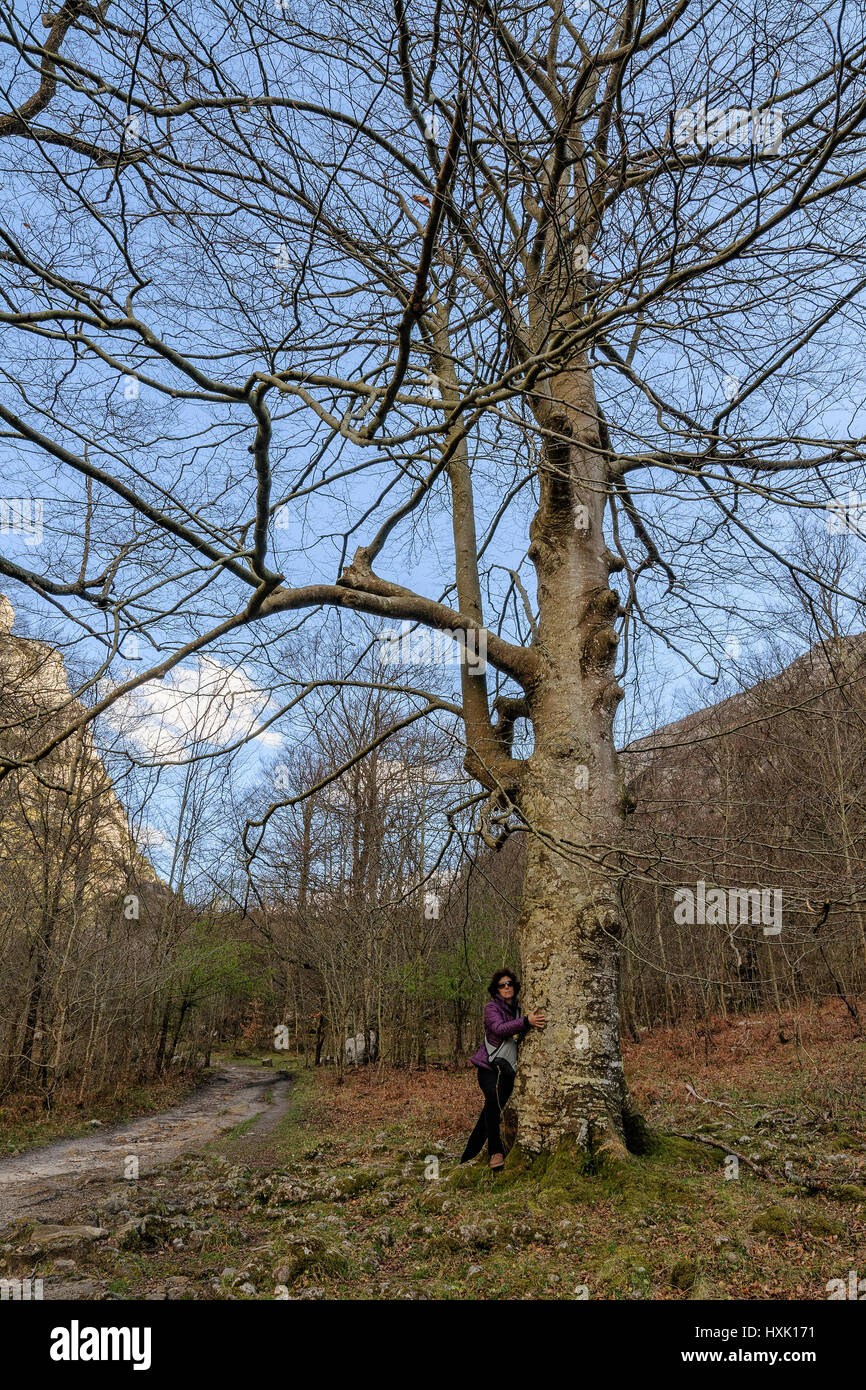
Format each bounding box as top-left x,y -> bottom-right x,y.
1,0 -> 866,1156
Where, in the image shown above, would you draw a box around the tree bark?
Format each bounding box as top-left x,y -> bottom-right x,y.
514,827 -> 637,1158
510,370 -> 644,1159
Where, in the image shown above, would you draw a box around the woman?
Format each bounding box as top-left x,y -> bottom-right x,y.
460,968 -> 546,1169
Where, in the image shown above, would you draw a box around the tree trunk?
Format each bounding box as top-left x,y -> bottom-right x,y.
453,997 -> 464,1065
167,998 -> 191,1064
511,370 -> 645,1160
153,1000 -> 172,1075
513,783 -> 641,1159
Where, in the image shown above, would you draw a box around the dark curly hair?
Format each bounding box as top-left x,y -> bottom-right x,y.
487,968 -> 521,1001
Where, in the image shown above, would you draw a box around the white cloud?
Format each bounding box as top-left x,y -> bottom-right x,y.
102,655 -> 283,761
135,824 -> 171,850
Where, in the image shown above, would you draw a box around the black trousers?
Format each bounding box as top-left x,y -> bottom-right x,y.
460,1062 -> 515,1163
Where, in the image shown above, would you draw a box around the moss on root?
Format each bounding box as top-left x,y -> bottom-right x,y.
455,1130 -> 714,1206
446,1127 -> 722,1221
502,1099 -> 655,1164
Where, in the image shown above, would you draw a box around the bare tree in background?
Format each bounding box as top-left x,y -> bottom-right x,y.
2,0 -> 866,1158
239,654 -> 474,1067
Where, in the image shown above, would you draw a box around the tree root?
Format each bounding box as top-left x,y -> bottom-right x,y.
670,1130 -> 780,1182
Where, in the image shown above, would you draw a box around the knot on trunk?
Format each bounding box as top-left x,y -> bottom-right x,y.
579,588 -> 621,673
595,679 -> 625,710
577,901 -> 624,939
540,734 -> 586,762
586,587 -> 620,620
580,625 -> 619,672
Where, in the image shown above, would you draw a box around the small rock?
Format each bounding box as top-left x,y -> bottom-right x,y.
238,1282 -> 256,1295
44,1280 -> 99,1300
98,1194 -> 131,1216
116,1215 -> 194,1251
467,1265 -> 482,1276
26,1224 -> 108,1252
53,1259 -> 77,1272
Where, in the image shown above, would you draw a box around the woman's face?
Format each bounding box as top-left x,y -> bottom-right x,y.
497,978 -> 515,1001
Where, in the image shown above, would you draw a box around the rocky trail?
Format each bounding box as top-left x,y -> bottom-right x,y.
0,1064 -> 293,1227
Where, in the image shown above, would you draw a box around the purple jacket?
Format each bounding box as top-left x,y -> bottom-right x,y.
470,997 -> 531,1070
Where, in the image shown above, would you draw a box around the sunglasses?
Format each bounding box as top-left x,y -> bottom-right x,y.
498,981 -> 515,989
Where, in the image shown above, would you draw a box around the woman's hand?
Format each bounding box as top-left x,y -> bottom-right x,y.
527,1009 -> 547,1029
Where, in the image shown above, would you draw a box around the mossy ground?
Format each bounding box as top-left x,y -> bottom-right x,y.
4,1002 -> 864,1300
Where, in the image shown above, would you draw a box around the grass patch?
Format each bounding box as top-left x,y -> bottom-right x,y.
223,1115 -> 260,1140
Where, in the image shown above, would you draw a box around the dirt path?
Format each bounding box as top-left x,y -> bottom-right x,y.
0,1064 -> 293,1225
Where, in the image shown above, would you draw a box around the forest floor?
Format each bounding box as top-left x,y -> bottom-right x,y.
1,1000 -> 863,1300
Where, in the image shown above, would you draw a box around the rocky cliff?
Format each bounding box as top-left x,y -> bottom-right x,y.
0,594 -> 157,890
